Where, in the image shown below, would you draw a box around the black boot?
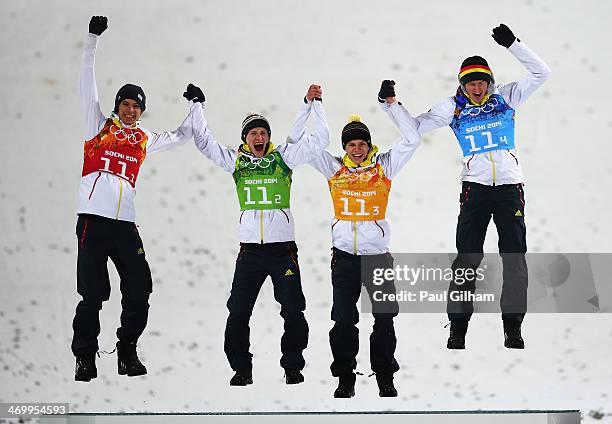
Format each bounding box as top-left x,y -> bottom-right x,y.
334,372 -> 356,398
375,373 -> 398,397
75,353 -> 97,382
447,319 -> 469,349
284,369 -> 304,385
230,369 -> 253,386
503,320 -> 525,349
116,341 -> 147,377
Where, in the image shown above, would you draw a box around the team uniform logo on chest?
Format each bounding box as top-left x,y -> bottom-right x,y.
82,119 -> 147,187
450,94 -> 516,157
233,151 -> 293,211
328,163 -> 391,221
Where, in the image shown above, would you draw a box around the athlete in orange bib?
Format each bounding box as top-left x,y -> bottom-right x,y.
295,80 -> 421,398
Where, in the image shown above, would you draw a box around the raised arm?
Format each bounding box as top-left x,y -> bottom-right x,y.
188,85 -> 237,173
377,81 -> 422,179
80,16 -> 108,140
491,24 -> 552,109
144,84 -> 205,154
277,84 -> 331,168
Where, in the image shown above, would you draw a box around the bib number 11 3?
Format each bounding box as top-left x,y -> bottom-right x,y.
340,197 -> 379,217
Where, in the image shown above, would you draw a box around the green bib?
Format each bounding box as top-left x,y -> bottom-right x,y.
233,150 -> 292,211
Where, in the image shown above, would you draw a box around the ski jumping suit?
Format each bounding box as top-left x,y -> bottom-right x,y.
192,99 -> 329,372
414,41 -> 551,322
301,101 -> 421,377
72,34 -> 199,356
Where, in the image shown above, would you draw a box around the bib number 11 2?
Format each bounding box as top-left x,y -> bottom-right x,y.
243,186 -> 281,205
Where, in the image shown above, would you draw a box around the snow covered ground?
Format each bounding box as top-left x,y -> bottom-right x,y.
1,0 -> 611,420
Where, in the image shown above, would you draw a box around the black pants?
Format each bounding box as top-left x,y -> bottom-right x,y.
72,214 -> 153,356
448,182 -> 528,322
224,241 -> 308,372
329,247 -> 400,377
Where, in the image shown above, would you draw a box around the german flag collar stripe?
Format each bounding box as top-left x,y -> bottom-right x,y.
459,66 -> 492,77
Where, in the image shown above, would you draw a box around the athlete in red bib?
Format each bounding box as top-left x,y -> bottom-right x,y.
72,16 -> 202,382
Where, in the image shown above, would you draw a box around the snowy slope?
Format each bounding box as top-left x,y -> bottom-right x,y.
0,0 -> 611,419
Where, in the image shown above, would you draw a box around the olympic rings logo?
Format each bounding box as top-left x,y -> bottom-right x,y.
110,125 -> 144,145
339,167 -> 378,182
460,97 -> 499,117
244,156 -> 275,170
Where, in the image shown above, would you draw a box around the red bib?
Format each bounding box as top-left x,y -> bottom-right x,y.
82,119 -> 148,187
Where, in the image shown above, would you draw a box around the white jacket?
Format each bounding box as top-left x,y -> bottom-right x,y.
305,101 -> 421,255
415,41 -> 551,186
77,34 -> 198,222
192,100 -> 330,244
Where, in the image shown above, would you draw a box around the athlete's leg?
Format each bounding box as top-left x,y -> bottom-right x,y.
72,215 -> 113,357
269,242 -> 308,371
493,183 -> 528,322
224,244 -> 268,372
448,182 -> 493,321
329,248 -> 362,377
109,221 -> 153,344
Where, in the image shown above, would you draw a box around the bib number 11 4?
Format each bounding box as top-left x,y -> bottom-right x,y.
465,131 -> 507,153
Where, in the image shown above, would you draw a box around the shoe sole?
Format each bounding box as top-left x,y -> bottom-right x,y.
504,343 -> 525,349
229,379 -> 253,386
118,363 -> 147,376
334,392 -> 355,398
447,344 -> 465,349
379,392 -> 398,398
75,375 -> 97,382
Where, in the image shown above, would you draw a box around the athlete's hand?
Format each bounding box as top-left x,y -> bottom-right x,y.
491,24 -> 517,48
183,84 -> 206,103
378,80 -> 396,104
304,84 -> 322,103
89,16 -> 108,36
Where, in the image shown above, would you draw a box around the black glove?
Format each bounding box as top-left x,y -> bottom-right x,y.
183,84 -> 205,103
378,80 -> 396,103
89,16 -> 108,36
303,96 -> 323,103
491,24 -> 518,48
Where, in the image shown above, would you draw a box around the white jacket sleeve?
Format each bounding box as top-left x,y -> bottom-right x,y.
277,100 -> 330,169
80,34 -> 106,140
378,101 -> 422,179
414,97 -> 456,136
497,41 -> 552,109
192,103 -> 237,173
145,103 -> 197,154
308,150 -> 342,180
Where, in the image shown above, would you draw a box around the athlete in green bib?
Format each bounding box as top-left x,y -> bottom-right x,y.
188,84 -> 329,386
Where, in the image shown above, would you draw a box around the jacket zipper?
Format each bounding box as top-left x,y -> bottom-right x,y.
260,210 -> 264,244
488,151 -> 496,186
115,178 -> 123,219
353,221 -> 357,254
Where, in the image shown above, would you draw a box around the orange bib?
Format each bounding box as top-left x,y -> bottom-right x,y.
328,163 -> 391,221
82,119 -> 148,188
